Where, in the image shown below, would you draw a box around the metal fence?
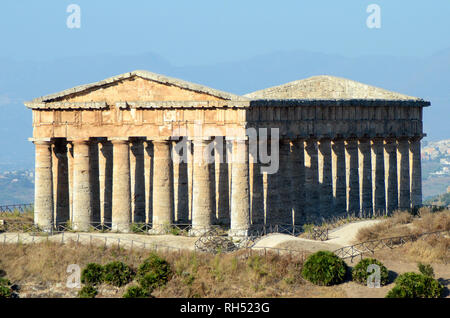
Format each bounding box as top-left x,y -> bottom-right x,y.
0,231 -> 307,262
0,204 -> 33,213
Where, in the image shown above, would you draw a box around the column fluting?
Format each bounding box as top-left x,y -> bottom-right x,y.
111,139 -> 131,232
34,140 -> 54,231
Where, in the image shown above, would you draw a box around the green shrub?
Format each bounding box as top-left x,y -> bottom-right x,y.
102,261 -> 134,287
385,272 -> 443,298
352,258 -> 389,286
0,278 -> 13,298
137,254 -> 172,291
123,285 -> 150,298
78,285 -> 98,298
301,251 -> 348,286
81,263 -> 104,286
417,263 -> 435,278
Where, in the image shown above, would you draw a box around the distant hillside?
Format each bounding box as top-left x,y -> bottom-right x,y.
0,170 -> 34,205
424,191 -> 450,207
422,139 -> 450,199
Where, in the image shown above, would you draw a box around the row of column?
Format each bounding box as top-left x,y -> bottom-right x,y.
249,136 -> 422,225
33,137 -> 250,236
34,135 -> 422,233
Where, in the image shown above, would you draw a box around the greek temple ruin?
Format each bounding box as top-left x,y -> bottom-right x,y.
25,70 -> 430,236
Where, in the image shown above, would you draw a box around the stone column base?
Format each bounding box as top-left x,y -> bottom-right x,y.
148,225 -> 170,235
111,223 -> 130,233
188,227 -> 212,237
228,228 -> 250,238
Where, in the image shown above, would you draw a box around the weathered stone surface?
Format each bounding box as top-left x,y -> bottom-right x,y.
410,137 -> 422,209
191,139 -> 213,235
229,140 -> 250,237
151,140 -> 173,232
72,140 -> 92,231
384,138 -> 399,213
111,139 -> 131,232
397,138 -> 411,210
34,141 -> 54,231
359,138 -> 373,215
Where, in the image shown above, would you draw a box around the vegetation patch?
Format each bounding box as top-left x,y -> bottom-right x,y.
123,285 -> 150,298
81,263 -> 104,286
102,261 -> 134,287
351,258 -> 389,286
0,277 -> 14,298
137,253 -> 172,291
301,251 -> 347,286
78,285 -> 98,298
386,272 -> 443,298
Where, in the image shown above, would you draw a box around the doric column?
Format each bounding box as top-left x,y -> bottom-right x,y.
229,139 -> 250,237
130,138 -> 146,223
371,138 -> 386,214
265,137 -> 280,224
89,140 -> 101,224
318,138 -> 333,218
397,137 -> 411,210
72,140 -> 92,231
384,138 -> 398,214
144,140 -> 153,223
304,138 -> 319,222
187,140 -> 194,221
34,140 -> 54,231
111,139 -> 131,232
99,140 -> 113,225
191,139 -> 213,235
67,142 -> 74,223
290,138 -> 305,225
152,139 -> 173,232
410,137 -> 422,209
278,139 -> 292,224
332,138 -> 346,214
173,138 -> 189,223
52,140 -> 70,226
345,138 -> 360,214
216,137 -> 231,225
358,138 -> 373,215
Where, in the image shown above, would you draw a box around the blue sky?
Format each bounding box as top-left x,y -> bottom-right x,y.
1,1 -> 449,65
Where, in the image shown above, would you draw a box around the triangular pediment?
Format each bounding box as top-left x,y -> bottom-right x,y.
245,75 -> 422,101
25,70 -> 247,109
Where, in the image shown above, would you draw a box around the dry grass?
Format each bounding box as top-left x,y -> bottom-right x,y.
0,242 -> 309,298
355,208 -> 450,264
0,209 -> 34,223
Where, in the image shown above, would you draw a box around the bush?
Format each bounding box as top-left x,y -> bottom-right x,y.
0,278 -> 13,298
385,272 -> 443,298
417,262 -> 434,278
352,258 -> 389,286
301,251 -> 348,286
137,254 -> 172,291
102,261 -> 134,287
78,285 -> 98,298
81,263 -> 104,286
123,285 -> 150,298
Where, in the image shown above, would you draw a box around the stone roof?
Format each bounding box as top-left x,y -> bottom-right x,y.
245,75 -> 425,101
25,70 -> 248,108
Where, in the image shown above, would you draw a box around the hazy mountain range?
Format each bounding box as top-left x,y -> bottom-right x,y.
0,48 -> 449,171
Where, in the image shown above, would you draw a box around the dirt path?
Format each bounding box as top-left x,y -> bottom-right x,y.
251,220 -> 382,253
0,232 -> 198,251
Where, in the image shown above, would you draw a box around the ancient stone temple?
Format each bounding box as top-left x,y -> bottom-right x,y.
25,71 -> 430,236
